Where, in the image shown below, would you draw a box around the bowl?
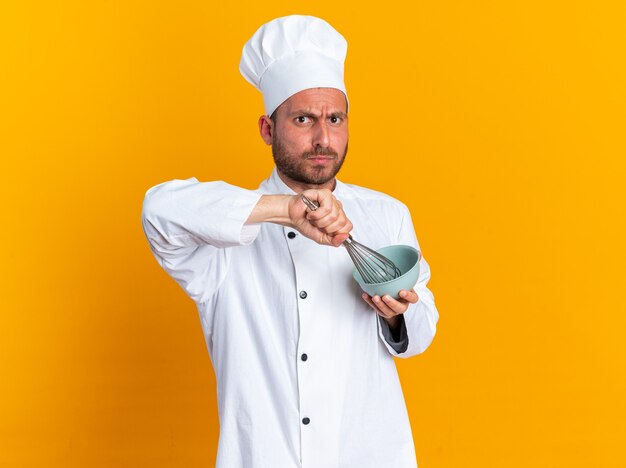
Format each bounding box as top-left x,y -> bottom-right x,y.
352,244 -> 421,300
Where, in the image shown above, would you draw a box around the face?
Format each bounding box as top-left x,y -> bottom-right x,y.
266,88 -> 349,188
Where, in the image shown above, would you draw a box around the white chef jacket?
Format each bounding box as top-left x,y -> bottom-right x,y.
141,168 -> 439,468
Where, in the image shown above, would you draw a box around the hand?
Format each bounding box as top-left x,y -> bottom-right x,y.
362,289 -> 419,329
288,189 -> 353,247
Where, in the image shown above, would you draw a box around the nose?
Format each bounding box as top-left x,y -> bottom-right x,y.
313,120 -> 331,149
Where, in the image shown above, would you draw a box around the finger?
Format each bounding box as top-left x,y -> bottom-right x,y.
398,289 -> 419,304
294,220 -> 335,247
306,205 -> 331,221
361,293 -> 384,315
362,293 -> 394,315
311,202 -> 351,236
320,212 -> 350,234
380,294 -> 409,314
312,209 -> 340,230
372,295 -> 399,318
320,231 -> 337,245
303,189 -> 333,221
312,198 -> 344,228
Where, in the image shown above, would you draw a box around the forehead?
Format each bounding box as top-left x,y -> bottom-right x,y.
281,87 -> 348,114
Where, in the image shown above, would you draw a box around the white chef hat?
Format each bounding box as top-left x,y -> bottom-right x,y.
239,15 -> 348,117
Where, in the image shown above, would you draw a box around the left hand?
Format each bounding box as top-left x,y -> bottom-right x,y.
362,289 -> 419,329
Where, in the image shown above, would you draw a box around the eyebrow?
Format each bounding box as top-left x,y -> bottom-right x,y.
289,110 -> 347,119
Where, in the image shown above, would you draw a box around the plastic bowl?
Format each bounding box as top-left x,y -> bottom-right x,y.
352,245 -> 421,300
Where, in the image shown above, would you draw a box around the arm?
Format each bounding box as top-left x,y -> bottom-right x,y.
141,178 -> 264,302
248,190 -> 352,247
141,179 -> 352,302
364,205 -> 439,358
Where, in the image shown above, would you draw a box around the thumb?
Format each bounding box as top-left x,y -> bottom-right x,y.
295,221 -> 334,246
330,232 -> 350,247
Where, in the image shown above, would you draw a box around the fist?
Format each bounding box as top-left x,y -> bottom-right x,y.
288,189 -> 352,246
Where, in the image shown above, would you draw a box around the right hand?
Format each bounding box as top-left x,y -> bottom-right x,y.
288,189 -> 352,247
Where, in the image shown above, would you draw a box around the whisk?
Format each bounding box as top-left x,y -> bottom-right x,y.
300,194 -> 402,284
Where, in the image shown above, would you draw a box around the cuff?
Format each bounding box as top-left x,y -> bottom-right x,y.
224,191 -> 264,246
377,314 -> 409,354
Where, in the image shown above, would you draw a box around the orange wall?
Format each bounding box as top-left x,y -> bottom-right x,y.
1,1 -> 625,467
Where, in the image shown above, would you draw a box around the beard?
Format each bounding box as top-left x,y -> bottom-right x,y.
271,135 -> 348,186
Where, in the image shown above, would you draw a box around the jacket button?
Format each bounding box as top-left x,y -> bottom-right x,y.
299,291 -> 307,299
301,353 -> 308,361
302,417 -> 310,425
287,231 -> 296,239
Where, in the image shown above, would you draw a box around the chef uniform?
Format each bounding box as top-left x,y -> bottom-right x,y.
141,15 -> 439,468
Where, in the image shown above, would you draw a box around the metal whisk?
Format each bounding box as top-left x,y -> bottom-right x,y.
300,194 -> 402,284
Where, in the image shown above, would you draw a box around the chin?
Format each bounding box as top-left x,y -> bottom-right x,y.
306,171 -> 336,185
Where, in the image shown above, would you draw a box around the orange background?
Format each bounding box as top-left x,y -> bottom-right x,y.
1,1 -> 625,467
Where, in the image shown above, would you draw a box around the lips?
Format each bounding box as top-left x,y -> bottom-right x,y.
306,156 -> 336,162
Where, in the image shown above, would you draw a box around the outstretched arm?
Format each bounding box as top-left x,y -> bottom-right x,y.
141,178 -> 353,302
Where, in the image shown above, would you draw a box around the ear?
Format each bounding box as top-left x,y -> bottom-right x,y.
258,115 -> 273,145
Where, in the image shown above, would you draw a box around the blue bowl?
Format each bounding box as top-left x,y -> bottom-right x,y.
352,245 -> 421,300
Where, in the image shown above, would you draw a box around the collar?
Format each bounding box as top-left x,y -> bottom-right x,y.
258,166 -> 344,196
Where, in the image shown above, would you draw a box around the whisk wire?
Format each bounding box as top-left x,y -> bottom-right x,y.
345,237 -> 402,283
300,194 -> 402,284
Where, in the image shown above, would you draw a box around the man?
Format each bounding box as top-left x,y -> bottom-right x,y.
141,15 -> 439,468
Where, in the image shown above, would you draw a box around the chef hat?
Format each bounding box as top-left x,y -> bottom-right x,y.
239,15 -> 348,117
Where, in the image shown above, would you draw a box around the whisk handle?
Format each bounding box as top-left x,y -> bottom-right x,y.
300,194 -> 320,211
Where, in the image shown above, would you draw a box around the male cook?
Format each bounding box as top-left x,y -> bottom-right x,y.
141,15 -> 439,468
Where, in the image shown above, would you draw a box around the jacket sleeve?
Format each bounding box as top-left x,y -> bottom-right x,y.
140,177 -> 263,303
376,204 -> 439,358
377,315 -> 409,353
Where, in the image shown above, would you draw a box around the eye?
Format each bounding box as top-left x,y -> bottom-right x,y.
295,116 -> 311,124
329,116 -> 342,124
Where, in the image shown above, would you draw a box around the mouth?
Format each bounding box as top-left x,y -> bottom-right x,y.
306,156 -> 336,163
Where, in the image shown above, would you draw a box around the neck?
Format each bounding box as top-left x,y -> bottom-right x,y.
276,170 -> 337,194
